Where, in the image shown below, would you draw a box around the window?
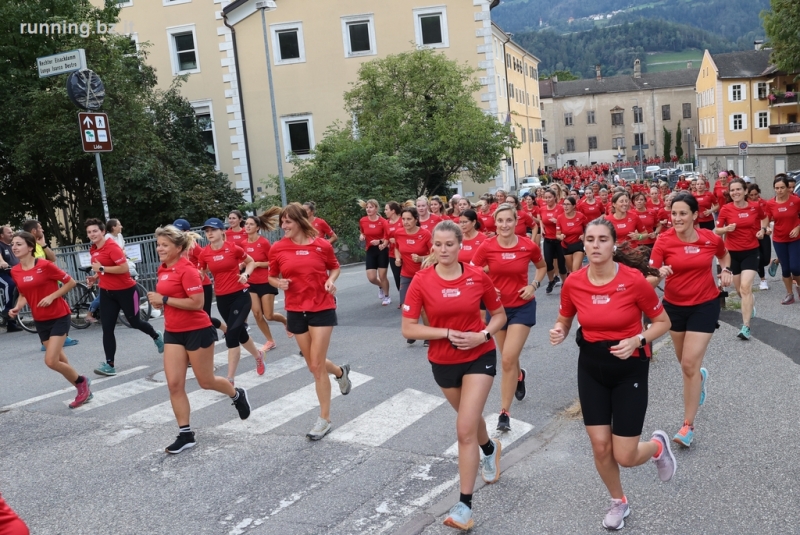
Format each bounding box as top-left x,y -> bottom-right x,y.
414,6 -> 449,48
529,128 -> 534,142
535,128 -> 542,142
611,111 -> 624,125
281,114 -> 315,159
634,133 -> 645,146
730,84 -> 744,102
167,25 -> 199,75
566,138 -> 575,152
543,142 -> 548,154
541,120 -> 546,131
521,128 -> 526,143
587,110 -> 595,124
682,103 -> 692,119
508,82 -> 513,97
757,82 -> 767,100
191,101 -> 218,169
163,0 -> 190,6
564,113 -> 573,126
540,102 -> 544,111
730,113 -> 745,131
271,22 -> 306,65
633,106 -> 643,123
613,136 -> 625,149
662,105 -> 671,121
588,136 -> 597,149
506,54 -> 511,68
757,111 -> 769,129
116,0 -> 133,7
341,15 -> 376,57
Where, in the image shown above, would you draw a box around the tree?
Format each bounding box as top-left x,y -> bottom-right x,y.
662,127 -> 672,161
763,0 -> 800,76
542,70 -> 579,81
675,121 -> 684,161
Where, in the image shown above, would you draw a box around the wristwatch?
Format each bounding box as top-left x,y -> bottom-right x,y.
162,296 -> 169,305
481,330 -> 491,342
638,334 -> 647,348
98,266 -> 105,274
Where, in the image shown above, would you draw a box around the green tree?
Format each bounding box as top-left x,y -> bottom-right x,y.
662,127 -> 672,161
762,0 -> 800,76
675,121 -> 684,161
542,69 -> 579,81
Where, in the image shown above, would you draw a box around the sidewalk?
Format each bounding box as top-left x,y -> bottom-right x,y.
408,291 -> 800,534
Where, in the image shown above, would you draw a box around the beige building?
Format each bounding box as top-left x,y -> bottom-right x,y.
538,61 -> 699,171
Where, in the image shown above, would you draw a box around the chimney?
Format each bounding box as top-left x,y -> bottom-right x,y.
633,58 -> 641,79
596,64 -> 602,80
552,74 -> 558,83
754,40 -> 764,50
687,61 -> 693,69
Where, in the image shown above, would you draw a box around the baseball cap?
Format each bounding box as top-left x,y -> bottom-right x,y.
172,218 -> 191,231
202,217 -> 225,230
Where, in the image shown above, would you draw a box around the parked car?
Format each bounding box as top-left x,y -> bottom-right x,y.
618,168 -> 638,182
519,176 -> 542,189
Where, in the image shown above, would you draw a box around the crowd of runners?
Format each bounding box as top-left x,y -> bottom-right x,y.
3,168 -> 799,533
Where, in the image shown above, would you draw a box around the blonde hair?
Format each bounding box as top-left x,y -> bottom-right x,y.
246,206 -> 281,232
493,202 -> 517,220
155,225 -> 200,252
357,199 -> 380,210
421,220 -> 462,268
415,196 -> 430,207
403,199 -> 416,208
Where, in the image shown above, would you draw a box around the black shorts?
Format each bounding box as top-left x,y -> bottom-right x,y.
430,349 -> 497,389
729,247 -> 760,275
663,297 -> 720,333
365,245 -> 389,270
287,308 -> 337,335
561,241 -> 584,255
698,220 -> 716,231
35,314 -> 70,343
248,282 -> 278,297
164,325 -> 218,351
488,298 -> 536,330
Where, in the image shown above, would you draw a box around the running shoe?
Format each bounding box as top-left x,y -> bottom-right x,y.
781,293 -> 795,305
378,288 -> 385,299
545,279 -> 556,294
85,315 -> 98,324
651,430 -> 677,482
255,350 -> 265,375
602,498 -> 630,530
306,417 -> 332,440
554,275 -> 562,286
759,280 -> 769,291
154,331 -> 165,354
699,367 -> 708,406
752,306 -> 757,319
768,260 -> 779,278
737,325 -> 751,340
496,410 -> 511,432
69,377 -> 93,409
407,339 -> 416,345
94,362 -> 116,376
673,423 -> 694,447
232,387 -> 251,420
261,340 -> 277,352
165,432 -> 196,454
480,438 -> 502,484
336,364 -> 352,395
423,340 -> 429,347
43,336 -> 79,351
443,502 -> 473,531
382,296 -> 391,306
515,368 -> 527,401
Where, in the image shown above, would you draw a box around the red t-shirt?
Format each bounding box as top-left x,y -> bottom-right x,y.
311,217 -> 334,239
386,218 -> 404,259
657,208 -> 673,230
713,181 -> 731,205
540,204 -> 564,239
676,179 -> 690,191
225,228 -> 247,246
402,263 -> 500,365
609,213 -> 646,245
242,236 -> 272,284
90,239 -> 135,291
478,213 -> 496,235
766,197 -> 800,243
559,263 -> 664,344
359,216 -> 388,250
693,192 -> 718,223
418,214 -> 442,234
395,228 -> 433,278
198,243 -> 248,296
578,200 -> 603,221
189,245 -> 211,286
471,236 -> 543,308
646,197 -> 664,211
0,494 -> 27,535
157,257 -> 212,333
716,201 -> 766,251
268,237 -> 339,312
515,211 -> 535,236
10,259 -> 72,322
459,233 -> 486,263
650,228 -> 726,306
556,212 -> 587,246
633,208 -> 658,245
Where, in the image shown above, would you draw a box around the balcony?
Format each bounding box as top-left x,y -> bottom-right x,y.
769,123 -> 800,135
768,93 -> 799,106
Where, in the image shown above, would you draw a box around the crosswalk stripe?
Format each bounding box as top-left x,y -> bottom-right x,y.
216,372 -> 372,435
1,366 -> 149,411
328,389 -> 445,447
443,413 -> 534,456
66,376 -> 165,412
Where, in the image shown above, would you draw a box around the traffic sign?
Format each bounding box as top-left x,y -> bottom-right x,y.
78,112 -> 113,152
738,141 -> 748,156
37,49 -> 86,78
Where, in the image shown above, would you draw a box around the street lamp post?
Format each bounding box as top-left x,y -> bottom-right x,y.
631,98 -> 643,179
686,128 -> 693,168
257,0 -> 287,207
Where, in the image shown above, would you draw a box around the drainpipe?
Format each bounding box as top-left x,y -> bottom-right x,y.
501,34 -> 516,190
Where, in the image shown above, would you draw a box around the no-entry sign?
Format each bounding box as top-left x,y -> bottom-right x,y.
78,112 -> 113,152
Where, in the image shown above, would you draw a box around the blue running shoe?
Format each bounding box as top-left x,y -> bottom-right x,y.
154,331 -> 165,354
737,325 -> 751,340
94,362 -> 116,376
699,367 -> 708,406
751,306 -> 756,319
43,336 -> 79,351
673,423 -> 694,447
443,502 -> 473,531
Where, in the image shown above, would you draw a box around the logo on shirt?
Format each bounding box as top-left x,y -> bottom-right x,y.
501,253 -> 516,260
441,288 -> 461,298
778,207 -> 788,213
406,239 -> 416,245
213,255 -> 224,262
188,286 -> 201,292
592,294 -> 611,304
683,246 -> 700,254
23,276 -> 33,282
160,274 -> 169,280
738,213 -> 750,219
616,284 -> 627,292
465,277 -> 474,286
402,304 -> 410,312
296,250 -> 310,256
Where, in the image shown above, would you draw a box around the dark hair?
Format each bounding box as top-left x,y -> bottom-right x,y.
563,196 -> 577,207
773,174 -> 791,189
611,191 -> 630,207
543,189 -> 556,200
506,195 -> 519,207
460,209 -> 481,230
401,206 -> 419,224
229,210 -> 244,221
302,201 -> 316,214
671,192 -> 698,213
106,218 -> 120,232
728,178 -> 747,192
727,170 -> 737,178
586,218 -> 659,277
747,183 -> 761,195
21,220 -> 39,233
12,231 -> 36,252
631,192 -> 646,204
84,218 -> 105,232
246,206 -> 281,232
385,201 -> 402,216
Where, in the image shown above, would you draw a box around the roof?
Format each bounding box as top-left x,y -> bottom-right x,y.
538,79 -> 554,98
711,49 -> 773,79
225,0 -> 501,15
544,68 -> 700,98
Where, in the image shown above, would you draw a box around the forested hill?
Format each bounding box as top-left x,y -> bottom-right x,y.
513,20 -> 738,79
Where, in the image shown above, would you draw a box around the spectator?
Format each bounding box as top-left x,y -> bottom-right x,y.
0,225 -> 22,332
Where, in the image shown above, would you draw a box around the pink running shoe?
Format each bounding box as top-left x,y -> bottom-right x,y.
255,350 -> 266,376
261,340 -> 277,352
69,377 -> 93,409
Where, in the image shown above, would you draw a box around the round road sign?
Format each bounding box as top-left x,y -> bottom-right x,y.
66,69 -> 105,110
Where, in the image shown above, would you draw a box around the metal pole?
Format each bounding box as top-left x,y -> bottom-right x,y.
260,7 -> 287,207
95,152 -> 110,220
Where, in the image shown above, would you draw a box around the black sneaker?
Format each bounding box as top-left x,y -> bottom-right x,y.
554,275 -> 561,286
165,432 -> 196,454
515,368 -> 527,401
546,279 -> 556,294
496,411 -> 511,432
407,339 -> 416,344
232,387 -> 251,420
423,340 -> 429,347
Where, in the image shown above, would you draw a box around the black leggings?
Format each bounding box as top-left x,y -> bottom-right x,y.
757,235 -> 771,279
100,286 -> 158,365
543,238 -> 567,275
216,290 -> 251,349
203,284 -> 222,330
389,259 -> 401,292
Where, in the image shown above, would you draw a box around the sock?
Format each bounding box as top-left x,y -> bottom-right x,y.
480,440 -> 495,457
651,438 -> 663,458
459,493 -> 472,509
179,425 -> 192,435
335,367 -> 343,379
517,370 -> 524,381
684,421 -> 694,430
74,376 -> 85,384
231,390 -> 240,401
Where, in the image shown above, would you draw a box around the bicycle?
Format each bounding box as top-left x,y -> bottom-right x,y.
68,267 -> 152,329
0,271 -> 36,333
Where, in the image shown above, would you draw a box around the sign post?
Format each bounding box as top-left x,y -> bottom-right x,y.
738,141 -> 748,178
78,112 -> 113,220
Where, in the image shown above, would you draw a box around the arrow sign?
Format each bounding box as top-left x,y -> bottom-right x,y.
77,112 -> 112,153
82,116 -> 93,127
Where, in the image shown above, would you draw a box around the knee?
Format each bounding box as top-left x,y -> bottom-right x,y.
307,360 -> 326,378
44,358 -> 59,371
590,438 -> 613,460
196,375 -> 216,390
456,423 -> 478,445
680,359 -> 698,377
614,449 -> 638,468
500,356 -> 517,372
739,286 -> 753,297
166,378 -> 185,395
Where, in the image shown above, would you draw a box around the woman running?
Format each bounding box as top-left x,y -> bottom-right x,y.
476,201 -> 497,237
225,210 -> 247,245
522,194 -> 541,244
358,199 -> 391,307
649,193 -> 731,447
384,201 -> 404,297
244,209 -> 288,352
430,197 -> 445,218
198,218 -> 265,383
395,207 -> 433,344
490,190 -> 507,213
556,197 -> 587,276
85,218 -> 163,376
713,171 -> 732,207
303,202 -> 338,244
657,194 -> 675,231
458,209 -> 485,264
747,184 -> 772,290
85,218 -> 132,323
549,218 -> 675,530
766,174 -> 800,304
471,204 -> 547,432
578,187 -> 604,221
9,231 -> 92,409
268,203 -> 352,440
447,198 -> 463,222
417,196 -> 442,234
147,225 -> 251,454
632,192 -> 661,253
456,198 -> 472,222
715,178 -> 768,340
539,189 -> 567,293
608,192 -> 647,247
401,220 -> 506,531
506,195 -> 535,238
693,178 -> 719,231
646,186 -> 663,212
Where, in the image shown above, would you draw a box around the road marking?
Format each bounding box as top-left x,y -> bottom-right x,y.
328,389 -> 445,447
1,366 -> 149,411
216,372 -> 372,435
150,350 -> 253,381
409,475 -> 460,507
443,413 -> 533,456
66,376 -> 165,412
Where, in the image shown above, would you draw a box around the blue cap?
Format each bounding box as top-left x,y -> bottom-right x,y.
202,217 -> 225,230
172,219 -> 191,231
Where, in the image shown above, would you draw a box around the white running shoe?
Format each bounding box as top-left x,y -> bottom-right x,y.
759,280 -> 769,290
378,288 -> 385,299
306,417 -> 332,440
382,296 -> 391,306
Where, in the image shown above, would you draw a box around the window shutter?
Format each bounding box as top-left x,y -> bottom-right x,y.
728,85 -> 733,102
729,115 -> 734,131
741,114 -> 747,130
741,84 -> 747,101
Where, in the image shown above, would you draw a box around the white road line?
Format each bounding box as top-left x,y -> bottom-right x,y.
443,413 -> 533,456
216,372 -> 372,435
328,389 -> 445,447
65,377 -> 165,412
1,366 -> 149,411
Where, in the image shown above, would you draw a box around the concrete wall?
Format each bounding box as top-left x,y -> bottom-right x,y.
697,143 -> 800,189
